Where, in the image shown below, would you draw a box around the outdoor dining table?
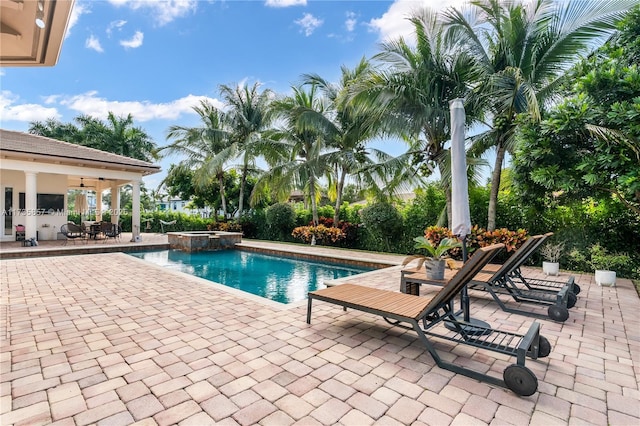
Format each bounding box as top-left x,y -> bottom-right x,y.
85,223 -> 103,240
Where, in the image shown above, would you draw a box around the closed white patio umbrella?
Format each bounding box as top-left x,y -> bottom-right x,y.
75,192 -> 88,224
449,98 -> 490,333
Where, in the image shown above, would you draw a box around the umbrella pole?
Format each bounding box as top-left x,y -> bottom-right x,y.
461,236 -> 471,323
445,234 -> 491,335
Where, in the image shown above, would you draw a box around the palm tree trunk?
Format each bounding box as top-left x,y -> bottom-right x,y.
445,186 -> 452,229
238,165 -> 247,219
218,175 -> 228,219
487,142 -> 506,231
437,162 -> 453,228
333,168 -> 347,227
309,175 -> 319,226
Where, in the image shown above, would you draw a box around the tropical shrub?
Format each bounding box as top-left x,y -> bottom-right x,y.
402,186 -> 447,244
311,217 -> 358,248
338,202 -> 364,224
567,244 -> 637,278
423,225 -> 529,260
207,221 -> 242,232
291,224 -> 345,245
360,202 -> 404,252
265,203 -> 296,241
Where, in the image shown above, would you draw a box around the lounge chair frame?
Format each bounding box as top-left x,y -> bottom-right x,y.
471,234 -> 576,322
307,244 -> 550,396
496,232 -> 580,295
403,234 -> 575,322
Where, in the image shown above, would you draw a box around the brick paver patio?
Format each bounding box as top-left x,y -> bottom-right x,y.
1,240 -> 639,425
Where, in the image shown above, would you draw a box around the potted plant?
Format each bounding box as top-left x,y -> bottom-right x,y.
587,244 -> 632,287
403,236 -> 462,280
539,241 -> 564,276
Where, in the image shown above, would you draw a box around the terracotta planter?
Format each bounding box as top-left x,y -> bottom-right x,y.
425,259 -> 446,280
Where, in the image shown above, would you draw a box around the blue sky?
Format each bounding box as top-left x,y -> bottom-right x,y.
1,0 -> 467,189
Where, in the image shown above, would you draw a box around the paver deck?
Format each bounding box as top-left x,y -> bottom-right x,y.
1,239 -> 639,425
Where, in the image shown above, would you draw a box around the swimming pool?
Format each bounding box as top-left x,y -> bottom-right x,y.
128,249 -> 373,304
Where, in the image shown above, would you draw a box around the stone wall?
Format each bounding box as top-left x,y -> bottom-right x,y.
168,231 -> 243,252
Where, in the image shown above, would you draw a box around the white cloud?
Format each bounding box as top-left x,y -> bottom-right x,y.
265,0 -> 306,7
120,31 -> 144,49
107,0 -> 197,26
0,90 -> 226,125
0,91 -> 61,122
295,13 -> 323,36
58,91 -> 224,122
107,20 -> 127,36
345,11 -> 357,32
85,35 -> 104,53
66,2 -> 89,38
369,0 -> 469,41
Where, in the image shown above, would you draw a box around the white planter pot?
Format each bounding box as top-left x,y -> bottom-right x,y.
595,270 -> 616,287
542,261 -> 560,276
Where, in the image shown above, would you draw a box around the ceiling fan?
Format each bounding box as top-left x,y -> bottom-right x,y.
79,178 -> 95,189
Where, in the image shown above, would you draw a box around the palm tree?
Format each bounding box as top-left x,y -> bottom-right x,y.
354,9 -> 478,226
255,85 -> 330,225
30,113 -> 157,162
219,82 -> 278,218
445,0 -> 633,230
29,118 -> 82,143
161,101 -> 232,218
75,112 -> 157,162
300,58 -> 390,226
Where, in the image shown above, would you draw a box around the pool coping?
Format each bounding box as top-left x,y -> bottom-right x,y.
235,242 -> 404,270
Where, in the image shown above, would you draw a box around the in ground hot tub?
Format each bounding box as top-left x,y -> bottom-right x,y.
167,231 -> 243,252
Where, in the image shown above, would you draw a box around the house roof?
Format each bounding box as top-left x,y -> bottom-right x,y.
0,129 -> 161,175
0,0 -> 75,67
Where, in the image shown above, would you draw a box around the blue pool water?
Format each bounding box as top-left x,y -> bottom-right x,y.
128,249 -> 373,304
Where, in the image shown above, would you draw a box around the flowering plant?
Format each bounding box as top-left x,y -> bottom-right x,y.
292,224 -> 345,244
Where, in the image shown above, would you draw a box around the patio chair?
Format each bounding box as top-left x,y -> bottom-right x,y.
307,244 -> 551,396
60,223 -> 86,245
402,234 -> 577,323
101,222 -> 122,243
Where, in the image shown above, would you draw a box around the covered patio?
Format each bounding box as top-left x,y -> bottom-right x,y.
0,129 -> 160,244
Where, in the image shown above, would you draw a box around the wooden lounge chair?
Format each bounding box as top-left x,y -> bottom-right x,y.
307,244 -> 551,396
402,234 -> 576,322
500,233 -> 581,295
472,232 -> 580,295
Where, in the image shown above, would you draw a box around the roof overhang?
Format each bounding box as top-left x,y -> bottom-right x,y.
0,0 -> 75,67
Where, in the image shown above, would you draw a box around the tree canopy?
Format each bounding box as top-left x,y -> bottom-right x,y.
514,5 -> 640,216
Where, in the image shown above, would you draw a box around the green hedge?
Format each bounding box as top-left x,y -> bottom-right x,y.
74,183 -> 638,278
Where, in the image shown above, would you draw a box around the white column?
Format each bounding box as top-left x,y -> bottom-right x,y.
110,183 -> 120,225
131,180 -> 141,242
96,185 -> 103,222
25,172 -> 38,240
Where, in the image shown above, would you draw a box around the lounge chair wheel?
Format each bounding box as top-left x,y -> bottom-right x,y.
548,305 -> 569,322
504,364 -> 538,396
567,292 -> 577,309
538,336 -> 551,358
572,283 -> 581,295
